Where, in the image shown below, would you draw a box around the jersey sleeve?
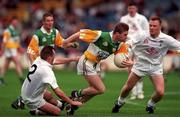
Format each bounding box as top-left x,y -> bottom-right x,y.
120,17 -> 126,23
167,37 -> 180,53
55,30 -> 64,47
79,29 -> 101,43
115,43 -> 129,55
126,32 -> 145,46
43,69 -> 59,89
27,35 -> 40,61
3,30 -> 10,43
141,16 -> 149,33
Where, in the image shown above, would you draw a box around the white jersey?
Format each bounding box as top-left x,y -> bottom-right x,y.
21,57 -> 58,103
126,32 -> 180,72
120,13 -> 149,35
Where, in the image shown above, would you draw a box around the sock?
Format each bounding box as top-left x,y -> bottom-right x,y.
19,96 -> 24,103
0,77 -> 4,84
57,100 -> 63,108
30,109 -> 40,115
117,97 -> 125,105
78,89 -> 83,97
147,99 -> 155,107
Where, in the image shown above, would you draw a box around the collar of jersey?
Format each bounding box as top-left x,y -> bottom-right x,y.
9,25 -> 15,30
41,26 -> 53,34
37,57 -> 52,68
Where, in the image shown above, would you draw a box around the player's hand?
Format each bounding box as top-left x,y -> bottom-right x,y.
121,58 -> 134,67
62,40 -> 68,48
70,42 -> 79,48
71,101 -> 83,106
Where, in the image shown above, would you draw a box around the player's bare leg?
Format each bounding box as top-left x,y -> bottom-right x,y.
82,75 -> 105,96
68,75 -> 105,115
37,102 -> 61,116
0,58 -> 11,84
44,90 -> 66,110
146,75 -> 164,114
12,56 -> 24,84
112,72 -> 141,113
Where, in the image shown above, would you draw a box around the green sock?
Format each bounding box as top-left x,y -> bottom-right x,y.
78,89 -> 83,97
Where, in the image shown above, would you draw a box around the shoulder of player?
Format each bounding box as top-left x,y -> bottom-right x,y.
38,64 -> 54,76
159,32 -> 174,40
3,28 -> 10,34
136,13 -> 147,20
34,28 -> 42,35
121,15 -> 128,20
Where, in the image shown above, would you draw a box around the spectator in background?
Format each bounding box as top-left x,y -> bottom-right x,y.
0,17 -> 24,85
171,32 -> 180,71
120,2 -> 149,100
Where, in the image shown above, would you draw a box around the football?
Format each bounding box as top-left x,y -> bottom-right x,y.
114,53 -> 128,68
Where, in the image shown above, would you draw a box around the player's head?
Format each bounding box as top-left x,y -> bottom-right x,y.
127,2 -> 138,17
149,16 -> 162,38
42,12 -> 54,31
40,46 -> 55,64
11,17 -> 19,28
112,22 -> 129,42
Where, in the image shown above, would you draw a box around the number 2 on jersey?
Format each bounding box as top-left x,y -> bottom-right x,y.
27,64 -> 37,82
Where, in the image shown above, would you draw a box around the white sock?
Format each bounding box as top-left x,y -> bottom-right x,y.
57,100 -> 63,108
118,97 -> 125,105
137,81 -> 143,94
147,99 -> 155,107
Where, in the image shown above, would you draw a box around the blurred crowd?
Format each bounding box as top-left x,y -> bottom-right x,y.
0,0 -> 180,71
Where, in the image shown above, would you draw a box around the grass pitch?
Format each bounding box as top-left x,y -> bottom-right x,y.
0,69 -> 179,117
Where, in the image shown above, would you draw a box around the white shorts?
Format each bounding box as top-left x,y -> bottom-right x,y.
132,63 -> 163,77
77,55 -> 100,76
4,48 -> 17,58
23,98 -> 46,110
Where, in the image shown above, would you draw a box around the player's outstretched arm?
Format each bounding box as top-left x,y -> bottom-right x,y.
53,87 -> 82,106
63,32 -> 80,47
53,56 -> 80,65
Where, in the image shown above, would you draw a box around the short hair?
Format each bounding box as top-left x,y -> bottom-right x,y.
42,12 -> 53,21
113,23 -> 129,34
128,1 -> 137,7
149,16 -> 162,24
40,46 -> 55,60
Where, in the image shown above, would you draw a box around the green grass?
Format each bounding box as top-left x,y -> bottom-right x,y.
0,69 -> 180,117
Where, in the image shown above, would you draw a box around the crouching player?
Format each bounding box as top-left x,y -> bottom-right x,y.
21,46 -> 82,115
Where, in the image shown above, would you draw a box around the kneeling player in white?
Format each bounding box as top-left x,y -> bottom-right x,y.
21,46 -> 82,115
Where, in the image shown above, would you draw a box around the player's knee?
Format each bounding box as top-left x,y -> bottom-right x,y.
157,90 -> 164,97
44,91 -> 53,101
97,86 -> 106,94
